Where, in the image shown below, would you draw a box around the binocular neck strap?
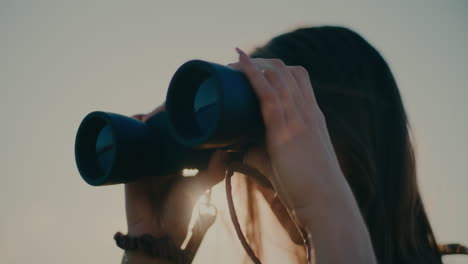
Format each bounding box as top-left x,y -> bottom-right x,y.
225,161 -> 262,264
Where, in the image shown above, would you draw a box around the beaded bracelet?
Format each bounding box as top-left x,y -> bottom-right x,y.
114,232 -> 190,263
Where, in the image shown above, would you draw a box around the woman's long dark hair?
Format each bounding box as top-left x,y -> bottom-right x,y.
247,26 -> 443,264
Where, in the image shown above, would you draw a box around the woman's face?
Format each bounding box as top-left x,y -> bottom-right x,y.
243,144 -> 304,244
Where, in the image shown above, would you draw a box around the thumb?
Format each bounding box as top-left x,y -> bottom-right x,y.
182,149 -> 231,198
199,149 -> 230,186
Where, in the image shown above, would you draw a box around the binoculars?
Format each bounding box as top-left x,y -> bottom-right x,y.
74,60 -> 264,186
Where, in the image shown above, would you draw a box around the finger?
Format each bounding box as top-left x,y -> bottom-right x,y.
131,114 -> 146,121
252,59 -> 296,107
227,62 -> 241,70
143,102 -> 166,122
235,47 -> 286,131
261,68 -> 300,124
254,59 -> 305,123
283,66 -> 308,116
197,149 -> 230,186
288,66 -> 318,113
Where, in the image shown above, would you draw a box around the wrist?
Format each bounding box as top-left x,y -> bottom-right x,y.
127,223 -> 165,237
288,168 -> 361,225
291,200 -> 376,264
124,251 -> 172,264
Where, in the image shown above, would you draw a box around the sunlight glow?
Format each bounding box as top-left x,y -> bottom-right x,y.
180,189 -> 216,250
182,168 -> 199,177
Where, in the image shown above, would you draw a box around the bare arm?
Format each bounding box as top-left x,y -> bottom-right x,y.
293,170 -> 376,264
122,252 -> 172,264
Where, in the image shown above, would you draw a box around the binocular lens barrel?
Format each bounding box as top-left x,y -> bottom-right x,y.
166,60 -> 264,149
75,60 -> 264,186
75,111 -> 154,185
75,111 -> 214,186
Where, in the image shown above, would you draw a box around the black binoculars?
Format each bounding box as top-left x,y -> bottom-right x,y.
74,60 -> 264,186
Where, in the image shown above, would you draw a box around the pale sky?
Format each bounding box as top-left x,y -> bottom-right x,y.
1,1 -> 467,263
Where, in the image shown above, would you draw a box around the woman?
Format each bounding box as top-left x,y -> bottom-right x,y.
118,26 -> 446,263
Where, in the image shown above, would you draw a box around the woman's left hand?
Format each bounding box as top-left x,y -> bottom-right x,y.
229,48 -> 349,218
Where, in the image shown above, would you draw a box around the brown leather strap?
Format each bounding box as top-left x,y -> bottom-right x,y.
114,232 -> 190,263
225,161 -> 262,264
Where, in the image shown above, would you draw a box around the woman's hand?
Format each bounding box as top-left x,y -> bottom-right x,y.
124,103 -> 230,262
229,48 -> 376,263
229,48 -> 345,216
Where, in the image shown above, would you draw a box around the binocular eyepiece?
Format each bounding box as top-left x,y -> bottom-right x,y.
74,60 -> 264,186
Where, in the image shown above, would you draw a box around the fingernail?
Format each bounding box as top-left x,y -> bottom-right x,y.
131,114 -> 144,121
227,63 -> 240,70
235,47 -> 247,61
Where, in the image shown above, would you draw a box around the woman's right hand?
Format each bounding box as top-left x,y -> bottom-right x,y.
124,103 -> 230,262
